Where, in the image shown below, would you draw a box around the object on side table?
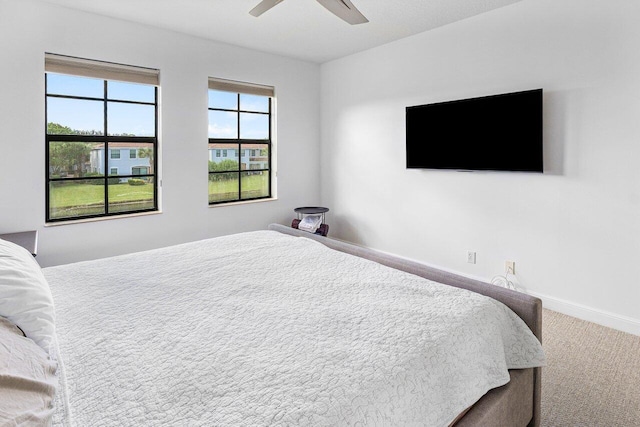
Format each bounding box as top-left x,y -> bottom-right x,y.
0,230 -> 38,257
292,207 -> 329,236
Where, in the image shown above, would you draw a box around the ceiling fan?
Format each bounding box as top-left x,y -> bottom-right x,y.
250,0 -> 369,25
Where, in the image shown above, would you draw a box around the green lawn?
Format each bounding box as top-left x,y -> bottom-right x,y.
209,173 -> 269,203
50,181 -> 154,219
50,173 -> 268,219
50,182 -> 153,206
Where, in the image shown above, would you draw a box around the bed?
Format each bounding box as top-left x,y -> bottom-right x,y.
0,224 -> 544,426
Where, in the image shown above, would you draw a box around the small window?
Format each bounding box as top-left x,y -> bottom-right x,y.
130,149 -> 136,159
208,78 -> 273,204
111,149 -> 121,159
132,166 -> 149,175
110,167 -> 118,175
216,150 -> 221,158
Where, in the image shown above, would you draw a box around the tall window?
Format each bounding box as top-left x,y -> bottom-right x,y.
45,54 -> 159,222
208,78 -> 273,204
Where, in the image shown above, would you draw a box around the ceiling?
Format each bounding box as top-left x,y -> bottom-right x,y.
36,0 -> 523,63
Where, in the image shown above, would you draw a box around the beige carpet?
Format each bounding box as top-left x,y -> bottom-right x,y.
541,309 -> 640,426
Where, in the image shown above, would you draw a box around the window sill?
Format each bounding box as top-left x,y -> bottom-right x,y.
208,197 -> 278,208
44,210 -> 162,227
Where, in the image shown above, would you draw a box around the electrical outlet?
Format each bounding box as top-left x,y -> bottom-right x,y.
505,261 -> 515,275
467,251 -> 476,264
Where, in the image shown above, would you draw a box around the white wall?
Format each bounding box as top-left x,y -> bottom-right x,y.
320,0 -> 640,334
0,0 -> 320,266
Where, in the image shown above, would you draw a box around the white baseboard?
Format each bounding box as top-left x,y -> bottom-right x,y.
527,290 -> 640,337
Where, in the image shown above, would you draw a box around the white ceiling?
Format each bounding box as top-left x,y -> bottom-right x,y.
36,0 -> 523,63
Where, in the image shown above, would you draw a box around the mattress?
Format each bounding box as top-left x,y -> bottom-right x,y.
44,230 -> 545,426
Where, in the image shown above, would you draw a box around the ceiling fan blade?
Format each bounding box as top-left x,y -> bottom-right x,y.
316,0 -> 369,25
249,0 -> 286,17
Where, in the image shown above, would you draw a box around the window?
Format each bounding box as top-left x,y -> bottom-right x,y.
208,77 -> 273,204
132,166 -> 148,175
45,53 -> 159,222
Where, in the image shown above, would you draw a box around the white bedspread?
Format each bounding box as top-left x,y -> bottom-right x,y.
45,230 -> 545,427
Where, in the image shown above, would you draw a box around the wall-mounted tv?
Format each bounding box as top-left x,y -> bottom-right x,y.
406,89 -> 543,172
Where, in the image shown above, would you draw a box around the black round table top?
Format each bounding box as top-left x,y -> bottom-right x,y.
294,206 -> 329,214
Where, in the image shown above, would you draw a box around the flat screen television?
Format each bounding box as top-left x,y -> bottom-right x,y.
406,89 -> 543,172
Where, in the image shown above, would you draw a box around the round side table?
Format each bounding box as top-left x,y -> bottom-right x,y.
292,207 -> 329,236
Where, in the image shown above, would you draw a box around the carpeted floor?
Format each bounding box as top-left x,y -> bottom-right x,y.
541,309 -> 640,426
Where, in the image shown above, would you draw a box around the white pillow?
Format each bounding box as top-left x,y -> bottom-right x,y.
0,238 -> 55,355
0,316 -> 57,425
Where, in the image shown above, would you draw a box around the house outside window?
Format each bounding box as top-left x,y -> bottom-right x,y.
45,53 -> 159,222
208,77 -> 274,204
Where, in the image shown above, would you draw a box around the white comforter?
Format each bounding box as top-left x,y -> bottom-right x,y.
45,230 -> 545,427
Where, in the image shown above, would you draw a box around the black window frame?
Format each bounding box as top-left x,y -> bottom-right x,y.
45,73 -> 159,222
208,91 -> 272,205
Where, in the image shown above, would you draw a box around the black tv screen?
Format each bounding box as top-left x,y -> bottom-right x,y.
406,89 -> 543,172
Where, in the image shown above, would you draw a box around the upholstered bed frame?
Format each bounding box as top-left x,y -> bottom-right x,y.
269,224 -> 542,427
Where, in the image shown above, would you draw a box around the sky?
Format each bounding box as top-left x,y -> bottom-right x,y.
46,74 -> 270,139
208,90 -> 269,139
47,73 -> 155,136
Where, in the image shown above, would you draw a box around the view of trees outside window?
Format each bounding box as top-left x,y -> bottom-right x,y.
46,72 -> 158,221
208,88 -> 272,203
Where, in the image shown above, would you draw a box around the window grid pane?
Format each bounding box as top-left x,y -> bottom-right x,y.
208,110 -> 238,139
49,179 -> 106,220
208,90 -> 238,110
108,177 -> 155,213
48,141 -> 104,179
208,172 -> 240,203
107,102 -> 156,137
46,97 -> 104,135
239,112 -> 269,140
108,80 -> 155,103
240,94 -> 269,113
46,73 -> 103,98
209,143 -> 239,173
